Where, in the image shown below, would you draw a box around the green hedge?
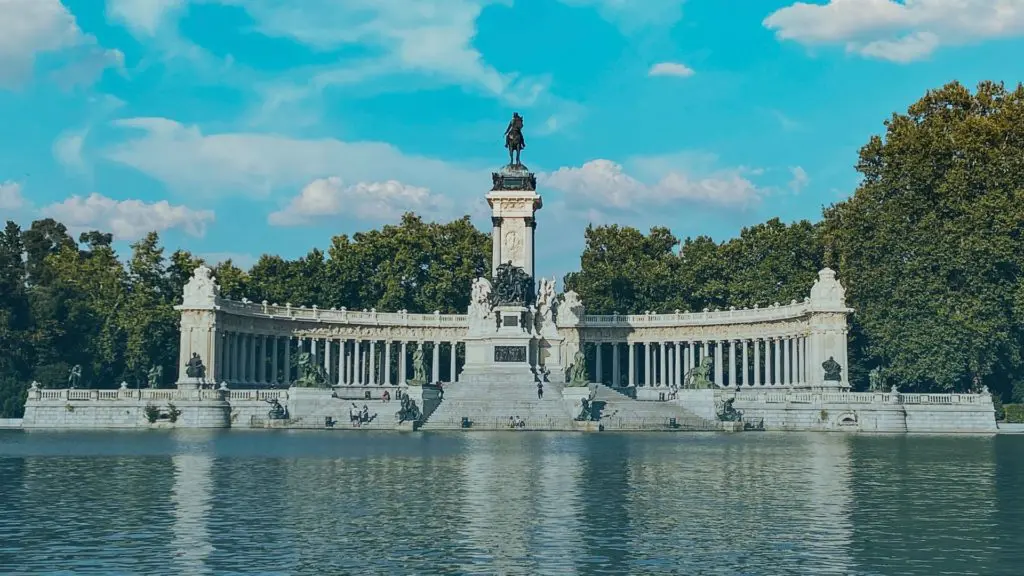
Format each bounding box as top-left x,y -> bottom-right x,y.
1003,404 -> 1024,423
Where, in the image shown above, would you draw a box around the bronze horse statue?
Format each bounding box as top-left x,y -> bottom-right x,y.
505,113 -> 525,166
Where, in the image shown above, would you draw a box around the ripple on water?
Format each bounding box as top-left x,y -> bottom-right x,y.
1,431 -> 1024,575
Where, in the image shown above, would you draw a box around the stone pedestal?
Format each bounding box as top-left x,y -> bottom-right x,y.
488,165 -> 541,279
461,305 -> 537,384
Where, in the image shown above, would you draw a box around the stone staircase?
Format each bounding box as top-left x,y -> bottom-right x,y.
589,385 -> 720,431
418,381 -> 577,430
418,382 -> 722,432
258,396 -> 403,430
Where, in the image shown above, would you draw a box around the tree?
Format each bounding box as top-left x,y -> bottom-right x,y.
823,80 -> 1024,394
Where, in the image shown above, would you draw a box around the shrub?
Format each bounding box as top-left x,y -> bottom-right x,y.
144,403 -> 160,423
1003,404 -> 1024,423
166,403 -> 182,423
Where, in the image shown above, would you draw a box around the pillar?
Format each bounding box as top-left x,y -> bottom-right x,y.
491,217 -> 502,276
754,338 -> 762,386
356,341 -> 364,385
384,341 -> 392,385
338,339 -> 346,385
782,336 -> 790,386
622,340 -> 630,385
368,339 -> 376,385
432,340 -> 440,383
773,337 -> 781,386
400,341 -> 408,384
794,336 -> 802,386
449,342 -> 457,382
612,343 -> 621,386
714,341 -> 724,387
742,339 -> 750,386
728,340 -> 736,387
659,343 -> 667,387
643,343 -> 651,387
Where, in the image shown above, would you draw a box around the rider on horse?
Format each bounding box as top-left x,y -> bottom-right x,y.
505,113 -> 525,166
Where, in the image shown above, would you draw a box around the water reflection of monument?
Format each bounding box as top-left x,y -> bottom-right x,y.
170,434 -> 215,576
459,433 -> 584,574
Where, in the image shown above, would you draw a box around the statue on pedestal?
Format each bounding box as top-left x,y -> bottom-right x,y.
67,365 -> 82,389
683,357 -> 714,389
294,352 -> 327,387
822,356 -> 842,382
505,112 -> 526,167
147,365 -> 163,389
535,277 -> 556,331
868,366 -> 884,392
185,354 -> 206,380
491,261 -> 534,307
409,346 -> 427,386
566,349 -> 588,387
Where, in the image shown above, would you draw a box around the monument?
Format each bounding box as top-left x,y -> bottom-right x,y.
459,113 -> 564,385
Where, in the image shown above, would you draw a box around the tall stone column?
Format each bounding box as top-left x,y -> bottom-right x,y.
622,340 -> 630,385
449,342 -> 457,382
659,343 -> 667,387
686,342 -> 693,379
432,340 -> 441,383
745,336 -> 753,385
595,343 -> 603,384
324,339 -> 333,384
270,336 -> 278,385
491,217 -> 503,276
782,337 -> 790,386
338,340 -> 346,385
773,337 -> 781,386
794,336 -> 802,386
612,343 -> 621,386
728,340 -> 736,387
754,338 -> 762,386
384,341 -> 392,385
643,343 -> 652,387
369,340 -> 377,385
356,341 -> 364,385
400,341 -> 408,384
715,342 -> 724,387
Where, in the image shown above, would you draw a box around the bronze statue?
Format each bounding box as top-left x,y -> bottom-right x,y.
295,352 -> 328,387
505,113 -> 525,166
683,357 -> 714,389
822,356 -> 842,382
67,364 -> 82,389
147,365 -> 163,389
185,353 -> 205,380
491,261 -> 534,306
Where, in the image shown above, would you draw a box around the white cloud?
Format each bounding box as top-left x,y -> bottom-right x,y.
788,166 -> 809,193
560,0 -> 687,30
269,177 -> 453,226
0,181 -> 25,211
0,0 -> 123,87
764,0 -> 1024,62
103,117 -> 487,201
648,62 -> 695,78
54,130 -> 88,174
0,0 -> 83,85
107,0 -> 546,106
39,193 -> 214,240
106,0 -> 187,36
542,158 -> 762,210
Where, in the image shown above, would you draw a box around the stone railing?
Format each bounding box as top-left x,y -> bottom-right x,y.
28,387 -> 290,403
218,299 -> 469,327
734,390 -> 990,405
579,300 -> 815,327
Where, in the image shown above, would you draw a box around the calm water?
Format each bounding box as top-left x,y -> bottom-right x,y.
1,431 -> 1022,576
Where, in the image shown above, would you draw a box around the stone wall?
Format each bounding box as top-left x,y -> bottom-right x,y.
728,390 -> 996,433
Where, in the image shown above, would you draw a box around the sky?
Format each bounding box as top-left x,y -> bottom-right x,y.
2,0 -> 1024,284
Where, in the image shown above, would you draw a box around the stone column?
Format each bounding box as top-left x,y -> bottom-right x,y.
622,340 -> 630,385
524,217 -> 536,280
742,339 -> 750,387
384,341 -> 392,385
754,338 -> 762,386
367,339 -> 376,385
491,217 -> 503,276
400,341 -> 408,384
773,337 -> 781,386
658,343 -> 667,387
643,343 -> 651,387
449,342 -> 457,383
612,343 -> 621,386
794,336 -> 802,386
594,343 -> 603,384
355,341 -> 363,385
432,340 -> 441,383
325,339 -> 333,384
728,340 -> 736,387
714,341 -> 724,387
338,340 -> 346,385
269,336 -> 278,385
686,342 -> 693,379
782,336 -> 790,386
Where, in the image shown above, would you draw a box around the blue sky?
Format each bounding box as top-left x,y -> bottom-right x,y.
2,0 -> 1024,283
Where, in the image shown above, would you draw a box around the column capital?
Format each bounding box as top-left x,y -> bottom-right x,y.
491,216 -> 503,227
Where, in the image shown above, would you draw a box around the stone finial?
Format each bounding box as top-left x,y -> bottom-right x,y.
810,267 -> 847,307
119,381 -> 128,389
181,264 -> 221,307
219,382 -> 229,391
29,381 -> 40,390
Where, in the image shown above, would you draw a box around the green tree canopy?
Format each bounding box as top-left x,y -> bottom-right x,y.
824,80 -> 1024,394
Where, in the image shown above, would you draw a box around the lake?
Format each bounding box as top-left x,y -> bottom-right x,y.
0,430 -> 1021,575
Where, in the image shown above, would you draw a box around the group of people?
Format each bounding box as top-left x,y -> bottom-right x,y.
349,403 -> 373,427
507,415 -> 527,429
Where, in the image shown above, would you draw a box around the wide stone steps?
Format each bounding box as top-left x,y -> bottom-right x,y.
419,398 -> 576,430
